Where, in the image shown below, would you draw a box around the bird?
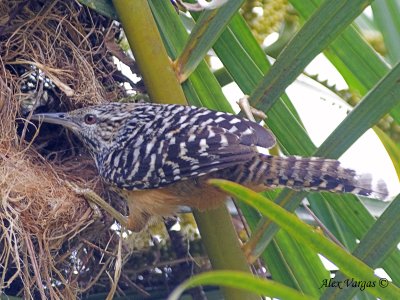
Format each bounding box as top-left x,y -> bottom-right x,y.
31,102 -> 388,231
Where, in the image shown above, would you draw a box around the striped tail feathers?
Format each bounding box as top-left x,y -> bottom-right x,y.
355,173 -> 389,200
245,154 -> 389,200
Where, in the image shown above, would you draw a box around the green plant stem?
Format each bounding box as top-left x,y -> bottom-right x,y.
113,1 -> 256,299
112,0 -> 185,104
193,209 -> 257,300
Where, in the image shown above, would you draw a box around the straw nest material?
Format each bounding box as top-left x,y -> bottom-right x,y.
1,1 -> 209,299
0,1 -> 142,298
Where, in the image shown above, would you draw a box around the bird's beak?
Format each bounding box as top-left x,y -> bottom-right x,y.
31,112 -> 78,130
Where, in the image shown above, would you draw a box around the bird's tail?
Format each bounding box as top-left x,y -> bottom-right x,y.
233,154 -> 389,200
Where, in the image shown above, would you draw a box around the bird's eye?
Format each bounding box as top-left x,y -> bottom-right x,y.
84,114 -> 97,125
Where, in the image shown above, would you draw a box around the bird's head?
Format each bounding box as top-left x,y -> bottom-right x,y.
31,103 -> 141,154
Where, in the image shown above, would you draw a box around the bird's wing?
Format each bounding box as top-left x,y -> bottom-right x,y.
102,125 -> 260,190
197,110 -> 276,149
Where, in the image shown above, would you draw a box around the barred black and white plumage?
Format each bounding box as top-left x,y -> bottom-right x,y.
31,102 -> 390,230
32,102 -> 388,200
95,103 -> 276,190
227,155 -> 387,198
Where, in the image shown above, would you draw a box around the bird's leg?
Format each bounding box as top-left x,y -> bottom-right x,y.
65,181 -> 129,228
237,96 -> 267,122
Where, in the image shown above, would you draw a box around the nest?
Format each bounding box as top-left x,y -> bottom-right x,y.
0,1 -> 211,298
0,0 -> 143,298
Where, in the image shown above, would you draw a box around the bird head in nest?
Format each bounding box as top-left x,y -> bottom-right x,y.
30,102 -> 152,153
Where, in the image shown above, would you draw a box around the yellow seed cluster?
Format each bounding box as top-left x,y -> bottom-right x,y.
241,0 -> 290,43
363,30 -> 387,57
378,115 -> 400,143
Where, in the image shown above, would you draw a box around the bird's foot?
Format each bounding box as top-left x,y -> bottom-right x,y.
65,181 -> 129,229
237,96 -> 267,122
